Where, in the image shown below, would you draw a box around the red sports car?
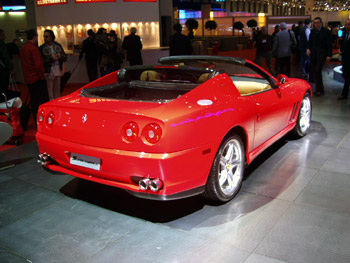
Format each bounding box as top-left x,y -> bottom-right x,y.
36,56 -> 312,202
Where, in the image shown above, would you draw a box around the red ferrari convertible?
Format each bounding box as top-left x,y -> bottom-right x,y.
36,56 -> 312,202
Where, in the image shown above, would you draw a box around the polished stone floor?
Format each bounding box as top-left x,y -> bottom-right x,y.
1,64 -> 350,263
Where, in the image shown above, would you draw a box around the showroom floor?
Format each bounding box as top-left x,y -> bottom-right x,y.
1,63 -> 350,263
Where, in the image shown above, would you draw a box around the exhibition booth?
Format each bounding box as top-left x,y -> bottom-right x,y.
34,0 -> 161,53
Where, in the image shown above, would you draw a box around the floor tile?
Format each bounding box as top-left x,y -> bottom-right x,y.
0,157 -> 41,178
338,131 -> 350,150
296,170 -> 350,212
17,167 -> 73,192
88,221 -> 250,263
243,166 -> 317,201
255,204 -> 350,263
0,198 -> 143,263
165,192 -> 291,252
321,148 -> 350,175
0,179 -> 64,227
0,247 -> 28,263
244,253 -> 288,263
0,142 -> 39,162
0,174 -> 12,184
278,142 -> 337,170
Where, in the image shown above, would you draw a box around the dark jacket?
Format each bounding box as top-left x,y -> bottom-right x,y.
122,34 -> 143,65
340,28 -> 350,75
0,40 -> 14,72
39,41 -> 67,74
308,27 -> 333,58
79,36 -> 98,62
169,32 -> 193,56
272,29 -> 295,58
255,34 -> 274,53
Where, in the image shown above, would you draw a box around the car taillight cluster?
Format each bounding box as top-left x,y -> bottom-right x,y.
37,110 -> 55,127
122,121 -> 162,144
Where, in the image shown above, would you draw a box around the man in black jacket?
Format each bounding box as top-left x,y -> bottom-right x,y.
254,26 -> 274,76
307,17 -> 333,96
79,29 -> 98,82
169,23 -> 193,56
337,19 -> 350,100
122,27 -> 143,66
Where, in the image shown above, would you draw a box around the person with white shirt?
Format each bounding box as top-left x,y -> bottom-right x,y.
299,19 -> 312,77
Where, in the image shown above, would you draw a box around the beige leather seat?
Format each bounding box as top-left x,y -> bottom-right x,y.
233,81 -> 271,95
140,70 -> 161,81
198,73 -> 211,84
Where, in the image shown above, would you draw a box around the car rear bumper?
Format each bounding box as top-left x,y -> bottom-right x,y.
36,133 -> 218,200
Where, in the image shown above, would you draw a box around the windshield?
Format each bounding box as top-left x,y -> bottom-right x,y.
159,55 -> 274,85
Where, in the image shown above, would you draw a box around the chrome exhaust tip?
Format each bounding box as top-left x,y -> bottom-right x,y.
37,153 -> 52,166
149,178 -> 163,192
139,178 -> 150,191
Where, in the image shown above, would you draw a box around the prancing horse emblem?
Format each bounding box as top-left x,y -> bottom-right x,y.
82,114 -> 88,123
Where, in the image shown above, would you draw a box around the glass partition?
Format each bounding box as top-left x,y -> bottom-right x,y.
37,21 -> 160,52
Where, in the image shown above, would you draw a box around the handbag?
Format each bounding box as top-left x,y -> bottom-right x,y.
288,30 -> 298,54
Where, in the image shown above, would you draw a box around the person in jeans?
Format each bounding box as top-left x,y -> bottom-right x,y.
39,29 -> 67,100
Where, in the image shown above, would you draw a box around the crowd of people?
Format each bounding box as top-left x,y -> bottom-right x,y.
253,17 -> 350,99
1,18 -> 350,128
0,27 -> 143,125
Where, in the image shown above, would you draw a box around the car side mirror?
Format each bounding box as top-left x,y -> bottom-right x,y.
276,74 -> 288,85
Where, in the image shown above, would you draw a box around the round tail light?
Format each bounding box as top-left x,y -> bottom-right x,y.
37,110 -> 45,124
45,111 -> 55,126
142,123 -> 162,144
122,122 -> 139,142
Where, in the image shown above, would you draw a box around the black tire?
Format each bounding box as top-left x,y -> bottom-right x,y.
203,134 -> 245,203
291,93 -> 312,138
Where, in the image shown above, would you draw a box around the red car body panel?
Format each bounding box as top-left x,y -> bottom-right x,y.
36,56 -> 312,200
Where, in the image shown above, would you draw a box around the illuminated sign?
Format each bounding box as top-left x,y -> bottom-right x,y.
76,0 -> 116,2
36,0 -> 68,6
123,0 -> 156,2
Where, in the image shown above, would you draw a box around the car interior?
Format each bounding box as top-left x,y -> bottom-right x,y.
81,64 -> 274,102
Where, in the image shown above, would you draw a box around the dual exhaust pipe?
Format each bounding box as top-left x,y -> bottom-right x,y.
38,153 -> 163,192
37,153 -> 52,166
139,178 -> 163,192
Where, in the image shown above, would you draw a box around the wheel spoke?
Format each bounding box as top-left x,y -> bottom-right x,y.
225,144 -> 234,161
219,170 -> 228,186
226,172 -> 235,189
230,158 -> 241,168
220,156 -> 227,167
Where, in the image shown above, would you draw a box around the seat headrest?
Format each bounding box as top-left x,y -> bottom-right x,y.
140,70 -> 161,81
198,73 -> 211,83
